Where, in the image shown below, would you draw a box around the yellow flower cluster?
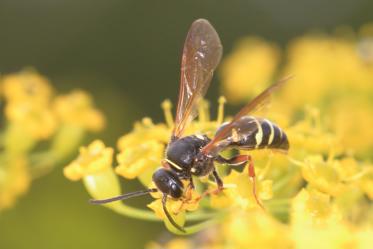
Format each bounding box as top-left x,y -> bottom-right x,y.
220,37 -> 280,104
63,99 -> 225,232
0,157 -> 30,210
63,23 -> 373,247
0,69 -> 105,211
221,24 -> 373,157
144,25 -> 373,247
2,70 -> 56,140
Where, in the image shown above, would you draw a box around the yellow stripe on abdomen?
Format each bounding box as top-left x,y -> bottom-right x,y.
253,117 -> 263,149
265,119 -> 275,145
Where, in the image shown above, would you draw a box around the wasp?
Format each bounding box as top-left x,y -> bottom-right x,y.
90,19 -> 289,232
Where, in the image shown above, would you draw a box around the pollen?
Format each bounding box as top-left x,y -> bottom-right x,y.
217,96 -> 226,124
161,99 -> 174,128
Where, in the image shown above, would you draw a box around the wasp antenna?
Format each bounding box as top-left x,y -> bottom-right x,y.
162,194 -> 186,233
89,188 -> 158,205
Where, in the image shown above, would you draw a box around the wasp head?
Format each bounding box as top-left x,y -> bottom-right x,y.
152,168 -> 184,199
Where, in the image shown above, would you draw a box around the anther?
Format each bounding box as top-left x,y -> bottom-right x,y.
161,99 -> 174,128
198,99 -> 210,122
217,96 -> 226,124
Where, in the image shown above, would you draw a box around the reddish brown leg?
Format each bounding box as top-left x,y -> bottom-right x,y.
184,177 -> 195,200
217,154 -> 265,210
196,169 -> 224,201
177,177 -> 196,211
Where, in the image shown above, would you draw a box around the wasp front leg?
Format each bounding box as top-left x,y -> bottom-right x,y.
184,176 -> 195,200
216,154 -> 264,210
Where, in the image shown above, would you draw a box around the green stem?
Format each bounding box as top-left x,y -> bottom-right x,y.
110,202 -> 222,222
29,151 -> 58,179
265,198 -> 291,207
174,212 -> 226,236
108,202 -> 226,235
187,211 -> 219,221
110,203 -> 160,221
272,168 -> 297,194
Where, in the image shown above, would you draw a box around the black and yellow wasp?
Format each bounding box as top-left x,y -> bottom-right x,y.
90,19 -> 289,232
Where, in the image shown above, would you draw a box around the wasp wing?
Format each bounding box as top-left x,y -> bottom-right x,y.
201,76 -> 291,156
172,19 -> 223,139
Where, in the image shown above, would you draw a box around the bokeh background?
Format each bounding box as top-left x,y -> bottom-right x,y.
0,1 -> 372,248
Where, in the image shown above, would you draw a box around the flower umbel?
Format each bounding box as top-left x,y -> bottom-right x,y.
0,69 -> 105,211
63,22 -> 373,247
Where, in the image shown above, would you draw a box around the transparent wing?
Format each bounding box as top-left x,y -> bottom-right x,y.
172,19 -> 223,139
201,76 -> 291,155
207,117 -> 260,155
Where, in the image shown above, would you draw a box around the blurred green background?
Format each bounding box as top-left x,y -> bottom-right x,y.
0,1 -> 372,248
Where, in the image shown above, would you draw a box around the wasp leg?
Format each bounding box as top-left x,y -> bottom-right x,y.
162,194 -> 185,233
212,169 -> 224,192
186,177 -> 195,199
196,168 -> 224,201
176,177 -> 195,212
216,154 -> 264,210
189,176 -> 195,189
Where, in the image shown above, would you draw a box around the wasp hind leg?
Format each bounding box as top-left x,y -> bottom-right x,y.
216,154 -> 265,210
212,169 -> 224,192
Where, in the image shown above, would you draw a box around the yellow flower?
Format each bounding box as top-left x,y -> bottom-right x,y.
1,70 -> 57,140
0,157 -> 30,210
147,187 -> 200,233
146,239 -> 193,249
117,118 -> 170,151
53,90 -> 105,132
63,140 -> 114,181
1,69 -> 53,104
224,210 -> 291,249
359,167 -> 373,200
301,155 -> 345,197
327,97 -> 373,156
5,101 -> 57,140
356,227 -> 373,249
115,140 -> 164,184
0,70 -> 109,216
220,37 -> 280,103
282,36 -> 368,109
115,118 -> 170,184
290,188 -> 355,249
286,106 -> 343,160
212,168 -> 273,210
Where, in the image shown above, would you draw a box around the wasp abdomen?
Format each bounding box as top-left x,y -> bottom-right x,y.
218,116 -> 289,152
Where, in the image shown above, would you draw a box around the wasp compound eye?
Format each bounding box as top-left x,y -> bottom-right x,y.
152,168 -> 183,198
170,183 -> 183,199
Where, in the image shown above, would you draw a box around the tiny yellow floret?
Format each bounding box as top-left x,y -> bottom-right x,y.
63,140 -> 114,181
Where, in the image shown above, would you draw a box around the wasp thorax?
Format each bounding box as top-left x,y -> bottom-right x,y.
152,168 -> 183,198
166,135 -> 210,171
191,153 -> 214,177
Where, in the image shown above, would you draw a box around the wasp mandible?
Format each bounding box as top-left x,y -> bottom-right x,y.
90,19 -> 289,232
